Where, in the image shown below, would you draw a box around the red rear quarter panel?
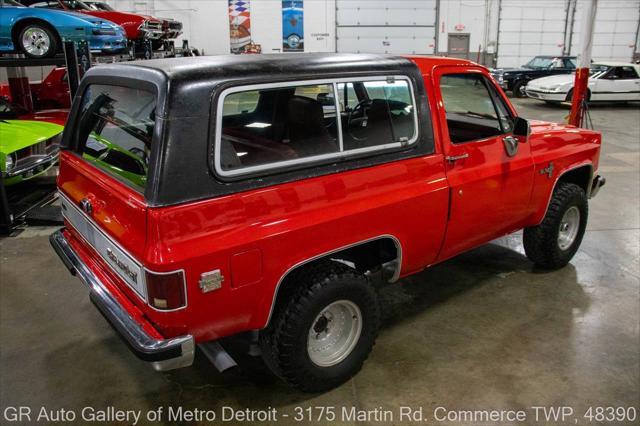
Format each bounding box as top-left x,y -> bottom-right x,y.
146,156 -> 449,342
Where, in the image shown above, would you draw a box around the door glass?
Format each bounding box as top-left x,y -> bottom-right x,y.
337,80 -> 416,150
486,83 -> 514,133
440,73 -> 503,143
617,67 -> 639,79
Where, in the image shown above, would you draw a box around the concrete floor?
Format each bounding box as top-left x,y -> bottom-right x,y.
1,98 -> 638,425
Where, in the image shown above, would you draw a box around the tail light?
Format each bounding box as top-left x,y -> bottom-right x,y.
145,270 -> 186,310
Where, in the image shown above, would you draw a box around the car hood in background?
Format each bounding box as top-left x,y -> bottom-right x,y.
83,10 -> 157,25
492,67 -> 533,74
528,74 -> 575,87
0,120 -> 63,153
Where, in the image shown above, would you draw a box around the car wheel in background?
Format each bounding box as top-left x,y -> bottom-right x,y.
19,24 -> 58,59
565,88 -> 591,103
260,261 -> 380,392
523,182 -> 588,269
512,81 -> 527,98
286,34 -> 301,49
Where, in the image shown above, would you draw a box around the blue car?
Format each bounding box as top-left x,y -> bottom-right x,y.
0,0 -> 126,58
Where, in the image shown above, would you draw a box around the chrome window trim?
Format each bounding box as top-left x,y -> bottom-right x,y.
59,191 -> 188,313
262,234 -> 403,328
214,75 -> 419,178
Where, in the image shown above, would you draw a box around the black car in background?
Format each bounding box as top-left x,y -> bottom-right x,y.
491,56 -> 577,97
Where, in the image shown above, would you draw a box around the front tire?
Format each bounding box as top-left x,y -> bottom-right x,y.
512,81 -> 526,98
566,88 -> 591,103
19,24 -> 58,59
260,261 -> 380,392
523,182 -> 588,269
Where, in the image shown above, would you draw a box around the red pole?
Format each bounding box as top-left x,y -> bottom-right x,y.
568,0 -> 598,127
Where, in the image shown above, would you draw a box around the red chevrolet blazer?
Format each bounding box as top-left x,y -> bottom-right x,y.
50,54 -> 604,392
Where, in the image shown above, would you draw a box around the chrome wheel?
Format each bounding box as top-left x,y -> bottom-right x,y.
307,300 -> 362,367
558,206 -> 580,250
287,34 -> 301,49
21,27 -> 51,58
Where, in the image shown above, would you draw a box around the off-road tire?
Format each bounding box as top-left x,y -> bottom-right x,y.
523,182 -> 588,269
260,261 -> 380,392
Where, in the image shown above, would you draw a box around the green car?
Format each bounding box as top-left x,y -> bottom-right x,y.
82,133 -> 147,189
0,119 -> 63,186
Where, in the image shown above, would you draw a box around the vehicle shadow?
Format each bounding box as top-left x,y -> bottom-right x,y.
142,242 -> 589,407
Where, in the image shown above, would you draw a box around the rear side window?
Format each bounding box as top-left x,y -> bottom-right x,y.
216,77 -> 418,178
76,84 -> 156,191
219,83 -> 340,173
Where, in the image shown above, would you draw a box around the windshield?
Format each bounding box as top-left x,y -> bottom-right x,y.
523,57 -> 554,69
2,0 -> 24,7
61,1 -> 92,10
590,64 -> 611,78
86,1 -> 113,10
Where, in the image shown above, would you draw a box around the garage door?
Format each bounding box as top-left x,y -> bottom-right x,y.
571,0 -> 640,63
336,0 -> 436,55
496,0 -> 570,68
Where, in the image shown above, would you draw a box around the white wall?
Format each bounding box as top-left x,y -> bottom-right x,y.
106,0 -> 335,55
437,0 -> 499,57
336,0 -> 436,54
571,0 -> 640,63
495,0 -> 569,68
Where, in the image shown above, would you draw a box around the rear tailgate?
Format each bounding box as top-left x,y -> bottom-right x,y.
57,82 -> 157,303
58,152 -> 148,299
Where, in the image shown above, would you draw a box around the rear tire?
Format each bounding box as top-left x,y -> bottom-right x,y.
260,261 -> 380,392
523,182 -> 588,269
18,24 -> 58,59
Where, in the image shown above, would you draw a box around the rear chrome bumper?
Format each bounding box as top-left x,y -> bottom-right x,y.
49,229 -> 194,371
590,175 -> 606,198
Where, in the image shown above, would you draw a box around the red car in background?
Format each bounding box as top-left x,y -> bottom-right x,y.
0,67 -> 70,109
0,97 -> 67,125
22,0 -> 182,49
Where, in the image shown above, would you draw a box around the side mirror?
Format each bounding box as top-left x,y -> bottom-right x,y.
513,116 -> 530,140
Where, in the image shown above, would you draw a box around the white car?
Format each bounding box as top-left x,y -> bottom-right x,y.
525,62 -> 640,104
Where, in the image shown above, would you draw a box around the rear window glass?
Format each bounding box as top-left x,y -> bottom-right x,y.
76,84 -> 156,191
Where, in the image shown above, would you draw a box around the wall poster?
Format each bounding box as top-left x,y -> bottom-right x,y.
229,0 -> 251,54
282,0 -> 304,52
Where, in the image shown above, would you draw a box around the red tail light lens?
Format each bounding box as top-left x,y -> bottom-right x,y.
145,270 -> 186,310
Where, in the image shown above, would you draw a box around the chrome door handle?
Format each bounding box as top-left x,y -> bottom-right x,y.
445,153 -> 469,163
